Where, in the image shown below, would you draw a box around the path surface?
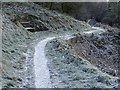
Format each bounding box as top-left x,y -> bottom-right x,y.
33,26 -> 109,88
82,26 -> 105,34
34,37 -> 55,88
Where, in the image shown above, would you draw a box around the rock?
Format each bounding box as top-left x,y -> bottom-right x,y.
87,18 -> 97,26
6,83 -> 14,87
10,50 -> 15,53
3,75 -> 12,80
17,78 -> 22,82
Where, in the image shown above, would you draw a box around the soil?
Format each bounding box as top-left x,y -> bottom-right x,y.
67,26 -> 120,77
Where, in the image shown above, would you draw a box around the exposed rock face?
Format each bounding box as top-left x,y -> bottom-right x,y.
14,14 -> 49,32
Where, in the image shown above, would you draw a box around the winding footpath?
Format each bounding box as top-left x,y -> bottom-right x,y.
34,37 -> 55,88
33,26 -> 117,88
82,26 -> 105,34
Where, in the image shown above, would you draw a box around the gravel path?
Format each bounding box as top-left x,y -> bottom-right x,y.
33,37 -> 55,88
33,26 -> 118,88
33,27 -> 106,88
82,26 -> 106,34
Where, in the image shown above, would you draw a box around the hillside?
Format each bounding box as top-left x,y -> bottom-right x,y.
38,2 -> 120,28
1,2 -> 119,88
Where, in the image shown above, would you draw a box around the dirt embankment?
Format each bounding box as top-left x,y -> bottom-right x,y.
66,26 -> 120,77
45,38 -> 118,88
2,2 -> 90,88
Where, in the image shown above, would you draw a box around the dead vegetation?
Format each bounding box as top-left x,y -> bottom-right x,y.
67,30 -> 120,77
7,13 -> 49,32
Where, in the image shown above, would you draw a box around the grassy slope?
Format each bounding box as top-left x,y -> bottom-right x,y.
45,38 -> 118,88
2,2 -> 90,88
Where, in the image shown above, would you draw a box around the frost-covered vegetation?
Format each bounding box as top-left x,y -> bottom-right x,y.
1,2 -> 119,89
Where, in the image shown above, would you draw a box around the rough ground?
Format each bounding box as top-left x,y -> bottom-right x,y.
1,2 -> 119,88
45,37 -> 118,88
67,26 -> 120,77
2,2 -> 90,88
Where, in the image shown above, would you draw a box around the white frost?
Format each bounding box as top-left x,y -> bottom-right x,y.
34,37 -> 55,88
83,26 -> 105,34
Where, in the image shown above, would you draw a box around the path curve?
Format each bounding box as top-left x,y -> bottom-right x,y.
33,26 -> 116,88
34,37 -> 55,88
82,26 -> 105,34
